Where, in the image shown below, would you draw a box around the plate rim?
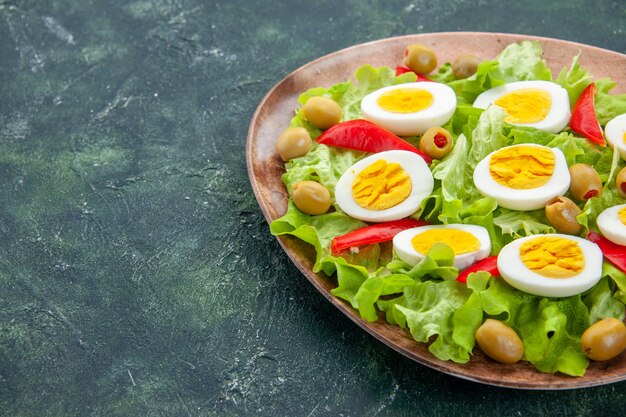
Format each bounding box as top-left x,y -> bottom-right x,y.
246,31 -> 626,390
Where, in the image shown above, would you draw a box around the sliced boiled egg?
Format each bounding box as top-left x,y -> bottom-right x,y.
335,150 -> 433,222
473,143 -> 570,211
605,113 -> 626,161
473,80 -> 570,133
360,82 -> 457,136
497,234 -> 603,297
393,224 -> 491,269
597,203 -> 626,246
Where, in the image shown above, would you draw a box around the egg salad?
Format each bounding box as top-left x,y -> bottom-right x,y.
270,40 -> 626,376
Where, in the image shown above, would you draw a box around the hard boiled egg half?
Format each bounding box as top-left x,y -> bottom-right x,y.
497,234 -> 603,297
605,113 -> 626,161
360,82 -> 457,136
393,224 -> 491,269
597,203 -> 626,246
335,150 -> 434,222
473,80 -> 570,133
473,143 -> 570,211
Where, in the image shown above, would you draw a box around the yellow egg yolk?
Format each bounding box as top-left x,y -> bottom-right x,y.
494,88 -> 552,124
520,236 -> 585,279
619,206 -> 626,226
352,159 -> 411,210
489,145 -> 555,189
623,132 -> 626,145
411,229 -> 480,255
376,88 -> 434,113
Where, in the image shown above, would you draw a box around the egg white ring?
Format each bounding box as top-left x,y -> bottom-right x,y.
473,80 -> 571,134
597,203 -> 626,246
605,113 -> 626,161
360,82 -> 457,136
473,144 -> 570,211
393,224 -> 491,269
497,234 -> 603,298
334,150 -> 434,222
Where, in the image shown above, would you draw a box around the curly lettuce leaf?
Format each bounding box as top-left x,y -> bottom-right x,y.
270,200 -> 366,271
386,280 -> 475,362
333,244 -> 459,322
603,262 -> 626,305
479,279 -> 590,376
291,65 -> 416,136
282,144 -> 363,202
555,52 -> 593,108
578,146 -> 625,231
583,277 -> 626,324
432,105 -> 508,210
493,208 -> 556,239
379,272 -> 489,363
508,128 -> 601,166
449,40 -> 551,103
594,78 -> 626,126
386,244 -> 459,282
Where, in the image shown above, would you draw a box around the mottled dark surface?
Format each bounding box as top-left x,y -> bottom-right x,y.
0,1 -> 625,416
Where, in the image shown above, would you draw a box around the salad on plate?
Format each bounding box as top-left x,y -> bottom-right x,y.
269,40 -> 626,377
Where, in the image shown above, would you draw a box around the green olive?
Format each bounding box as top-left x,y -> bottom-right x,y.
581,318 -> 626,361
275,127 -> 312,161
291,181 -> 331,215
419,127 -> 454,159
617,166 -> 626,199
403,44 -> 437,75
301,96 -> 341,130
569,163 -> 603,202
545,196 -> 583,235
475,319 -> 524,364
452,54 -> 481,79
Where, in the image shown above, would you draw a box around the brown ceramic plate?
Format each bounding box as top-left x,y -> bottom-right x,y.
246,32 -> 626,389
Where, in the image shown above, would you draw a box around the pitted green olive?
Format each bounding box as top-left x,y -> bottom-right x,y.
302,96 -> 341,130
475,319 -> 524,364
569,164 -> 603,202
452,54 -> 481,79
275,127 -> 312,161
581,318 -> 626,361
292,181 -> 331,215
403,44 -> 437,75
545,196 -> 583,235
617,167 -> 626,199
419,127 -> 453,160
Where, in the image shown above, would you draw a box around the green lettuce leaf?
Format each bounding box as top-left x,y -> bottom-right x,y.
432,132 -> 469,201
333,244 -> 459,322
602,262 -> 626,305
270,200 -> 366,271
393,280 -> 474,362
432,106 -> 508,222
493,208 -> 556,239
555,52 -> 593,108
479,279 -> 590,376
292,65 -> 416,135
583,277 -> 626,324
579,146 -> 625,231
282,144 -> 363,202
387,244 -> 459,282
594,78 -> 626,126
449,40 -> 551,103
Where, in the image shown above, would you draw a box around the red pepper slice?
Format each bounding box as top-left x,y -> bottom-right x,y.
456,255 -> 499,284
587,231 -> 626,274
331,218 -> 427,255
395,66 -> 433,82
316,119 -> 432,164
570,83 -> 606,146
